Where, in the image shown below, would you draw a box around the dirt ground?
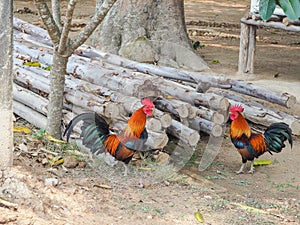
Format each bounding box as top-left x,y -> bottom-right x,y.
2,0 -> 299,224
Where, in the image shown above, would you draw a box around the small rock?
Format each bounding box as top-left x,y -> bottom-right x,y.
63,155 -> 79,168
77,161 -> 87,168
44,177 -> 59,187
156,152 -> 170,165
41,158 -> 48,165
147,215 -> 153,219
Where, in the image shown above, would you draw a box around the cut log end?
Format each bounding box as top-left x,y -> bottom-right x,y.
210,124 -> 224,137
286,95 -> 297,108
188,132 -> 200,147
290,120 -> 300,135
146,118 -> 162,132
212,112 -> 225,125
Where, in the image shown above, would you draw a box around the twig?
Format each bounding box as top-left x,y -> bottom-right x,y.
0,197 -> 18,210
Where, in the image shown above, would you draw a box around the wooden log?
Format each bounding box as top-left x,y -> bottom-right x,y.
167,120 -> 200,147
154,98 -> 191,119
241,17 -> 300,32
13,100 -> 47,129
145,130 -> 169,150
282,17 -> 300,26
195,105 -> 228,124
13,17 -> 50,41
251,13 -> 283,23
152,110 -> 172,129
189,117 -> 224,137
13,83 -> 49,115
146,118 -> 162,133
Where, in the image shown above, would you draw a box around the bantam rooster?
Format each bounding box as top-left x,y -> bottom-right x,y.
229,105 -> 293,174
64,98 -> 155,175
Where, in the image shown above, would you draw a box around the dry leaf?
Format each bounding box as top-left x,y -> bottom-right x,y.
23,61 -> 41,67
194,210 -> 204,223
233,203 -> 267,214
93,184 -> 113,189
46,134 -> 67,144
13,126 -> 32,134
253,160 -> 272,166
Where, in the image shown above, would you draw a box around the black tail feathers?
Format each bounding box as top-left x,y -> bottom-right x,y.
264,122 -> 293,153
63,113 -> 110,153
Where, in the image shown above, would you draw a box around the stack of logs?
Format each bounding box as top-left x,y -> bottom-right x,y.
12,18 -> 300,152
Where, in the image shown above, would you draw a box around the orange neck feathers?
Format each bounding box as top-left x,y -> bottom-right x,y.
124,107 -> 147,137
230,112 -> 251,138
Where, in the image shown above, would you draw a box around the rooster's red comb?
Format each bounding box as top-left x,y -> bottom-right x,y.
141,98 -> 154,108
230,105 -> 244,113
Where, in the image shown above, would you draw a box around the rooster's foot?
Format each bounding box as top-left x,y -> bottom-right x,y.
247,161 -> 254,174
235,163 -> 245,174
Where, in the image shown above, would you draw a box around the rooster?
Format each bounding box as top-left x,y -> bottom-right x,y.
64,98 -> 155,175
229,105 -> 293,174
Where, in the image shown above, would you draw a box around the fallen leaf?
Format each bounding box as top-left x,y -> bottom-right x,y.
139,167 -> 155,171
253,160 -> 272,166
194,210 -> 204,223
43,65 -> 52,71
93,184 -> 113,189
50,157 -> 64,166
46,134 -> 67,144
23,61 -> 41,67
13,125 -> 32,134
232,202 -> 267,214
212,59 -> 220,64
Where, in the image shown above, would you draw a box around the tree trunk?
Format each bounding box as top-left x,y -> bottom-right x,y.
0,0 -> 13,169
88,0 -> 209,71
47,51 -> 68,138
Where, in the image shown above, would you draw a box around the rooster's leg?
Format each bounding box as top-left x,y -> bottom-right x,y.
235,163 -> 245,174
248,161 -> 255,174
122,162 -> 129,176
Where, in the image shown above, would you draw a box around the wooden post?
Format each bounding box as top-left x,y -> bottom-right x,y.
0,0 -> 13,169
246,25 -> 257,73
238,22 -> 250,74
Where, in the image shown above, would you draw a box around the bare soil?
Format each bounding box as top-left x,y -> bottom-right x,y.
2,1 -> 299,224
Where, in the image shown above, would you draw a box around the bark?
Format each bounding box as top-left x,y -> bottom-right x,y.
47,51 -> 68,138
51,0 -> 62,30
0,0 -> 13,169
88,0 -> 209,71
